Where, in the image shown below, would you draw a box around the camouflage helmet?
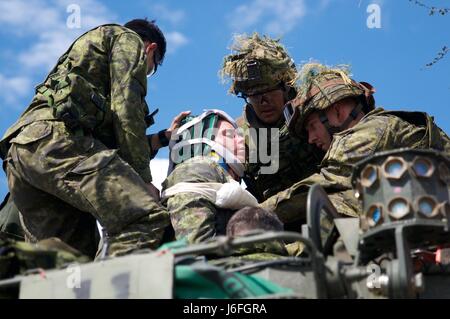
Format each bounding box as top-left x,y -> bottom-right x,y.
286,63 -> 376,137
220,33 -> 297,97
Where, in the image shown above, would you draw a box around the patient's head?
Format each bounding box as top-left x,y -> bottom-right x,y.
226,206 -> 283,237
215,118 -> 246,164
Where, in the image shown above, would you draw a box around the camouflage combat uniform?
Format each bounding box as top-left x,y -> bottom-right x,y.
0,24 -> 169,257
220,33 -> 323,203
261,64 -> 450,222
162,157 -> 235,244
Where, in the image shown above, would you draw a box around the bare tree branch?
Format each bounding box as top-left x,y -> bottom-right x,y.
409,1 -> 449,67
409,0 -> 450,15
426,46 -> 450,67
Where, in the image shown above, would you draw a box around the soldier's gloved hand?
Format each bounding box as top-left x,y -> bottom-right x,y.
145,182 -> 161,201
149,111 -> 191,153
167,111 -> 191,138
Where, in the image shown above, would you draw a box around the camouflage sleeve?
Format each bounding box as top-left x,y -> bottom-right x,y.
395,113 -> 450,154
389,115 -> 428,150
261,116 -> 389,222
109,32 -> 152,182
146,133 -> 159,159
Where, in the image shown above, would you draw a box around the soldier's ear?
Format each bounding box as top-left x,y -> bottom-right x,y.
334,104 -> 341,117
328,103 -> 342,123
145,42 -> 158,55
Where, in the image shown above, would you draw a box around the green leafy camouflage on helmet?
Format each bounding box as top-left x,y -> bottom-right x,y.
287,63 -> 376,136
220,33 -> 297,96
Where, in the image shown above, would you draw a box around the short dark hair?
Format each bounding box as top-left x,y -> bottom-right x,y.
226,207 -> 284,237
124,18 -> 166,66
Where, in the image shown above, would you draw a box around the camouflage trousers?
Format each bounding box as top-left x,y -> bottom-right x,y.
162,157 -> 235,244
5,120 -> 169,258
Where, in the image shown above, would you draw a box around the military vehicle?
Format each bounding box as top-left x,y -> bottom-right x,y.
0,148 -> 449,299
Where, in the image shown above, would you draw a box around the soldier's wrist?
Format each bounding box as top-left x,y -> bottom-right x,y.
158,129 -> 170,147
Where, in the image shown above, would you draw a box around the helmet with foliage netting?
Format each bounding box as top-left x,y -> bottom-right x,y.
220,33 -> 297,97
287,63 -> 376,136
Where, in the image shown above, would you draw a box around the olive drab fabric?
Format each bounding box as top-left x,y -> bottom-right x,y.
162,157 -> 235,244
0,24 -> 169,258
0,236 -> 90,298
237,105 -> 323,202
0,236 -> 90,281
261,108 -> 450,222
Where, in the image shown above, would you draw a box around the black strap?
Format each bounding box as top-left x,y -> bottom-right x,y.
145,108 -> 159,128
158,129 -> 170,147
319,102 -> 364,136
338,102 -> 363,130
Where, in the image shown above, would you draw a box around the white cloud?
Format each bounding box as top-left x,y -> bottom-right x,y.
0,0 -> 60,36
228,0 -> 306,36
165,31 -> 189,54
0,0 -> 188,73
320,0 -> 333,10
0,73 -> 32,107
147,3 -> 189,54
0,0 -> 188,110
142,2 -> 189,54
0,0 -> 114,106
0,0 -> 115,110
18,31 -> 74,69
0,0 -> 115,71
151,4 -> 186,26
150,158 -> 169,190
0,0 -> 112,35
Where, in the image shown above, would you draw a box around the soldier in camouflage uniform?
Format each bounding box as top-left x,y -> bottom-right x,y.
261,63 -> 450,222
0,19 -> 181,258
162,158 -> 236,244
161,110 -> 252,244
220,33 -> 323,205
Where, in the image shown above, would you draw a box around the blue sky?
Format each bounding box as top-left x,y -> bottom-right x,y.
0,0 -> 449,198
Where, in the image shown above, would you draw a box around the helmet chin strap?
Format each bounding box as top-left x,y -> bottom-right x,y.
318,100 -> 364,136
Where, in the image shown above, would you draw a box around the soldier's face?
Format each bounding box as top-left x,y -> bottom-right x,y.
304,98 -> 359,151
248,89 -> 285,125
304,112 -> 332,151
